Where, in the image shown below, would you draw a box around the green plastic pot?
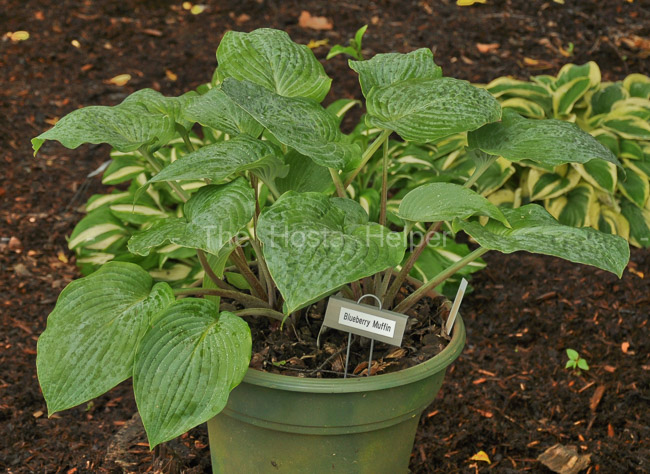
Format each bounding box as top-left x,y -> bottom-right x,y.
207,314 -> 465,473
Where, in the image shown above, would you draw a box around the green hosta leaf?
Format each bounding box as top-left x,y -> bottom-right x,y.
122,88 -> 198,131
486,76 -> 552,102
620,140 -> 644,161
602,116 -> 650,140
474,156 -> 516,195
617,165 -> 649,208
102,155 -> 146,185
216,28 -> 331,102
590,84 -> 628,115
468,109 -> 621,168
453,204 -> 629,277
571,160 -> 617,193
36,262 -> 175,414
183,88 -> 264,137
257,192 -> 405,313
527,166 -> 581,201
32,103 -> 175,155
621,199 -> 650,248
623,73 -> 650,99
134,299 -> 250,448
68,206 -> 128,251
598,204 -> 630,240
128,178 -> 254,256
222,79 -> 361,170
109,204 -> 169,225
500,97 -> 546,119
366,77 -> 501,143
149,134 -> 287,186
349,48 -> 442,97
326,99 -> 361,126
275,150 -> 333,194
555,62 -> 601,89
591,129 -> 620,156
410,241 -> 485,298
398,183 -> 510,226
553,77 -> 592,117
546,183 -> 596,227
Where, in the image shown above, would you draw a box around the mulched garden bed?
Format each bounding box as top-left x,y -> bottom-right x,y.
1,0 -> 648,472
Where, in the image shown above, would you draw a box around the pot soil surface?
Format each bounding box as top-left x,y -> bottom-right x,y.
2,0 -> 649,472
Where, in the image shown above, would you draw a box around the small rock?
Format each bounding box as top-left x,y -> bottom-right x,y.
8,236 -> 22,251
538,444 -> 591,474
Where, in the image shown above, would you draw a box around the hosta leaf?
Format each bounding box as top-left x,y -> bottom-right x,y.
134,299 -> 250,448
68,206 -> 128,250
591,129 -> 620,156
183,88 -> 263,137
474,156 -> 516,195
546,183 -> 596,227
617,165 -> 650,208
572,160 -> 618,193
349,48 -> 442,97
216,28 -> 331,102
148,134 -> 287,185
257,192 -> 405,313
366,77 -> 501,143
398,183 -> 510,226
122,88 -> 198,131
222,79 -> 361,170
603,116 -> 650,140
485,77 -> 551,102
128,178 -> 254,256
453,204 -> 629,277
500,97 -> 546,119
623,74 -> 650,99
527,166 -> 581,201
326,99 -> 361,126
620,140 -> 644,161
621,199 -> 650,248
32,103 -> 174,155
598,205 -> 630,240
468,109 -> 621,168
36,262 -> 175,414
109,204 -> 169,225
275,150 -> 333,194
558,62 -> 601,86
102,155 -> 146,185
553,77 -> 592,116
590,84 -> 628,115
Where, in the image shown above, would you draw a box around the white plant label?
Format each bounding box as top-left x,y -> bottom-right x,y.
323,296 -> 408,346
445,278 -> 468,336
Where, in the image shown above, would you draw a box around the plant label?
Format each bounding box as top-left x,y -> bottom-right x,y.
323,296 -> 408,346
445,278 -> 468,336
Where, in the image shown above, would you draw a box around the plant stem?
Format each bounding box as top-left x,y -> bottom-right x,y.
394,247 -> 488,314
384,221 -> 442,308
231,247 -> 268,301
139,148 -> 189,203
197,249 -> 235,291
463,154 -> 497,189
329,168 -> 346,198
181,131 -> 196,153
344,129 -> 391,188
174,287 -> 272,309
249,237 -> 276,307
379,135 -> 389,226
234,307 -> 285,322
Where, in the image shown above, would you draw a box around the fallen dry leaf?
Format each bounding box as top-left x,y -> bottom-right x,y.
621,342 -> 630,354
190,4 -> 206,15
476,42 -> 499,53
298,11 -> 333,31
307,39 -> 329,49
537,444 -> 590,474
457,0 -> 486,5
469,450 -> 491,464
106,74 -> 131,86
71,39 -> 81,48
165,69 -> 178,81
8,31 -> 30,41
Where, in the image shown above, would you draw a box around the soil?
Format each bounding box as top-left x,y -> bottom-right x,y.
1,0 -> 649,472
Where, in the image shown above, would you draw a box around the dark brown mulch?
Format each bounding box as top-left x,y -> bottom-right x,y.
1,0 -> 649,472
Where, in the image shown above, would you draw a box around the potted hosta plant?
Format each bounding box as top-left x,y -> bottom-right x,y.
33,28 -> 630,472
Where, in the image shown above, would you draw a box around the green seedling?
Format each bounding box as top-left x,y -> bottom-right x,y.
565,348 -> 590,373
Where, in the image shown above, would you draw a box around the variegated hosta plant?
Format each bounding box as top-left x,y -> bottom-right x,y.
407,62 -> 650,248
33,28 -> 630,448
